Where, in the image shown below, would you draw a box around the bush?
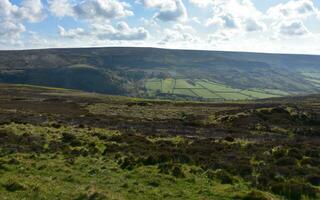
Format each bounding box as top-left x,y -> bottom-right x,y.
234,190 -> 269,200
224,136 -> 235,142
287,148 -> 303,159
62,132 -> 81,146
271,181 -> 317,200
3,180 -> 26,192
75,191 -> 107,200
208,169 -> 233,184
275,157 -> 297,166
306,175 -> 320,186
172,166 -> 185,178
118,156 -> 136,170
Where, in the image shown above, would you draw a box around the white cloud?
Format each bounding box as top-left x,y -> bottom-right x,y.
206,0 -> 265,32
138,0 -> 187,22
0,21 -> 26,38
59,22 -> 149,41
95,21 -> 149,40
20,0 -> 44,22
49,0 -> 133,20
0,0 -> 45,42
189,0 -> 213,7
0,0 -> 45,22
48,0 -> 73,17
172,23 -> 195,33
267,0 -> 318,20
58,26 -> 86,39
160,29 -> 197,44
278,20 -> 309,36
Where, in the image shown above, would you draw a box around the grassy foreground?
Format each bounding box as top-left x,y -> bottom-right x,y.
0,84 -> 319,199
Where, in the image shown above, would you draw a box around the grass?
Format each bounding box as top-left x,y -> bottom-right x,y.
161,79 -> 175,93
174,79 -> 199,89
192,89 -> 222,99
240,90 -> 279,99
0,123 -> 268,200
145,81 -> 161,91
216,93 -> 251,100
145,78 -> 287,100
173,89 -> 198,97
196,80 -> 240,93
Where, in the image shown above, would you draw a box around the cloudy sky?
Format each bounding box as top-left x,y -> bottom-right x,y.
0,0 -> 320,54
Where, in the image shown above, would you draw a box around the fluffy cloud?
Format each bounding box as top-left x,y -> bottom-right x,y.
138,0 -> 187,22
159,23 -> 198,45
48,0 -> 73,18
0,0 -> 45,41
278,20 -> 309,36
267,0 -> 318,19
49,0 -> 133,20
59,22 -> 149,41
0,21 -> 26,38
206,0 -> 265,32
95,22 -> 149,40
0,0 -> 44,22
189,0 -> 213,7
58,26 -> 86,39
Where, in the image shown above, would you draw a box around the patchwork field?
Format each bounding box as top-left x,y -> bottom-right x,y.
145,79 -> 285,100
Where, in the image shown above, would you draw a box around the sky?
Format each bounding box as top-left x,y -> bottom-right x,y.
0,0 -> 320,54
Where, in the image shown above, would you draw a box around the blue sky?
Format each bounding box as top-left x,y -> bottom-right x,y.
0,0 -> 320,54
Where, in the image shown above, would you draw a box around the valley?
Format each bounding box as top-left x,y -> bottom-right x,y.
1,47 -> 320,101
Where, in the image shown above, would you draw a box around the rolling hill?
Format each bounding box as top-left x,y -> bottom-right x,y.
0,47 -> 320,100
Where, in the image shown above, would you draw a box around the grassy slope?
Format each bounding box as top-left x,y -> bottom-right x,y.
0,84 -> 320,200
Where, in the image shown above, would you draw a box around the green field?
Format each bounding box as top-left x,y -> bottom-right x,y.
162,79 -> 175,93
145,78 -> 285,100
173,89 -> 198,97
192,89 -> 222,99
175,79 -> 199,89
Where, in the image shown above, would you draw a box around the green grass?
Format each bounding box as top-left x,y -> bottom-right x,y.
145,81 -> 161,91
161,79 -> 175,93
240,90 -> 279,99
174,79 -> 199,89
192,89 -> 222,99
195,81 -> 240,93
173,89 -> 198,97
144,78 -> 289,100
0,123 -> 272,200
216,93 -> 251,100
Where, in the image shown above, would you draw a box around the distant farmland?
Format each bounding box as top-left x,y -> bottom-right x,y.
145,78 -> 286,100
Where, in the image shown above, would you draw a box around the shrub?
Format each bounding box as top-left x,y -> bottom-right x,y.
158,163 -> 172,174
306,175 -> 320,186
287,148 -> 303,159
208,169 -> 233,184
75,191 -> 107,200
118,156 -> 136,170
235,190 -> 269,200
3,180 -> 26,192
271,181 -> 317,200
275,157 -> 297,166
172,166 -> 185,178
224,136 -> 235,142
61,133 -> 82,147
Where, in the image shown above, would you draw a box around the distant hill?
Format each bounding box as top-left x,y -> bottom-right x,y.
0,47 -> 320,100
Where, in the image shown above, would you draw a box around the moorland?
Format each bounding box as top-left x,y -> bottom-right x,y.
0,84 -> 319,199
